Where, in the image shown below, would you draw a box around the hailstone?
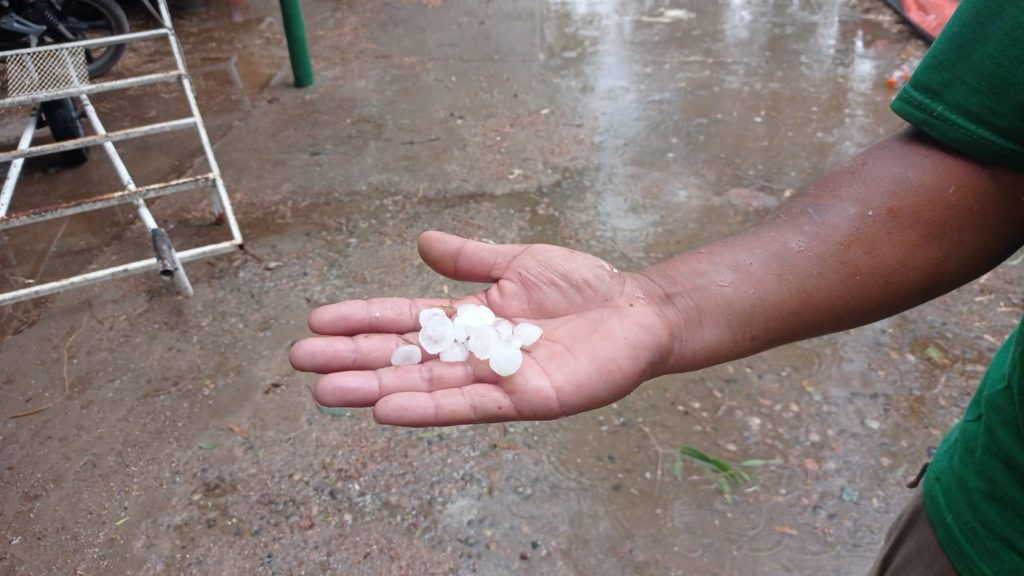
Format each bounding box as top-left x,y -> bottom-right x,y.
493,318 -> 515,342
439,341 -> 470,362
513,322 -> 543,347
489,345 -> 523,377
391,344 -> 422,366
457,304 -> 495,328
466,325 -> 501,360
393,304 -> 543,376
452,317 -> 469,342
419,307 -> 447,328
419,314 -> 455,354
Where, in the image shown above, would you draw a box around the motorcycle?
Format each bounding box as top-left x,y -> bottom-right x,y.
0,0 -> 128,166
1,0 -> 129,78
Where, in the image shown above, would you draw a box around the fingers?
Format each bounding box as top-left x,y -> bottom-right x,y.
307,231 -> 528,336
418,231 -> 528,283
314,361 -> 482,408
373,385 -> 522,426
290,333 -> 414,373
308,297 -> 454,336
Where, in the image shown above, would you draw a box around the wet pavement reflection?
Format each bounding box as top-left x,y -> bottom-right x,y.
4,0 -> 1017,574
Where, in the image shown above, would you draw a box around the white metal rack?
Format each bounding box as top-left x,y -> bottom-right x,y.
0,0 -> 243,305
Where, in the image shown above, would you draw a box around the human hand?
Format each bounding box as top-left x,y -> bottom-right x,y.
289,231 -> 676,426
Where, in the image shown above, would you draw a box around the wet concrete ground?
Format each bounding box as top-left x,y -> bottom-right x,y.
2,0 -> 1022,574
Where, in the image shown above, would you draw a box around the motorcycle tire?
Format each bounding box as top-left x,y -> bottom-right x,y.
40,99 -> 89,167
59,0 -> 129,78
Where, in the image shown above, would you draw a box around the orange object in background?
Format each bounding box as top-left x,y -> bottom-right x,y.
886,59 -> 920,89
884,0 -> 959,41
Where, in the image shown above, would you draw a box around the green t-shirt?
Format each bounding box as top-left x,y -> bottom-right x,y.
891,0 -> 1024,172
891,1 -> 1024,575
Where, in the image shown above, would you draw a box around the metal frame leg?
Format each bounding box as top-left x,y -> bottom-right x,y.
0,5 -> 244,306
158,0 -> 239,233
78,93 -> 194,297
0,106 -> 40,217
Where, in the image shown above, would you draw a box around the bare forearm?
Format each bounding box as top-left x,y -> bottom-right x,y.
643,129 -> 1024,373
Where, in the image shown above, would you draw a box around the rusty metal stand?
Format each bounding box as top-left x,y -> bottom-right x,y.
0,0 -> 243,305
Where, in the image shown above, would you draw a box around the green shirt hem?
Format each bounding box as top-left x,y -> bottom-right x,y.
892,85 -> 1024,172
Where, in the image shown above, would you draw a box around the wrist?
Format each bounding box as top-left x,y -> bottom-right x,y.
632,254 -> 741,375
625,265 -> 705,378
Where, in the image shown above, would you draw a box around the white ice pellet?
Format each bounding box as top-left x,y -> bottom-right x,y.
412,304 -> 542,376
466,325 -> 501,360
452,317 -> 469,342
391,344 -> 422,366
458,304 -> 495,328
513,322 -> 543,347
455,303 -> 480,325
439,341 -> 470,362
419,315 -> 455,354
476,305 -> 496,325
489,345 -> 523,377
493,318 -> 515,342
419,307 -> 447,328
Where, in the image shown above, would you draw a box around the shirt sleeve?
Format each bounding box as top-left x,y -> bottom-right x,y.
890,0 -> 1024,171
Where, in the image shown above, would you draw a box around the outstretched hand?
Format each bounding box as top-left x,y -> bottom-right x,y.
297,133 -> 1024,426
289,231 -> 676,426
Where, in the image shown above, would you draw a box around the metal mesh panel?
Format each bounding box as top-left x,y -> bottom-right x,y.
6,46 -> 89,98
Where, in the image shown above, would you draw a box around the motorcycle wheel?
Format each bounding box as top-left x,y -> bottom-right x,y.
40,99 -> 89,167
59,0 -> 129,78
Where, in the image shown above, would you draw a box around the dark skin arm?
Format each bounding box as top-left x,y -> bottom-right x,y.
647,128 -> 1024,373
290,128 -> 1024,426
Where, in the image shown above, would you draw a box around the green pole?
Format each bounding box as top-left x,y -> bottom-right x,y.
279,0 -> 314,88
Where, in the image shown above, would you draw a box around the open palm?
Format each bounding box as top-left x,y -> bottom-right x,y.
289,231 -> 674,426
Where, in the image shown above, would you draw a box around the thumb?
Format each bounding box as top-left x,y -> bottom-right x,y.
417,231 -> 526,282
